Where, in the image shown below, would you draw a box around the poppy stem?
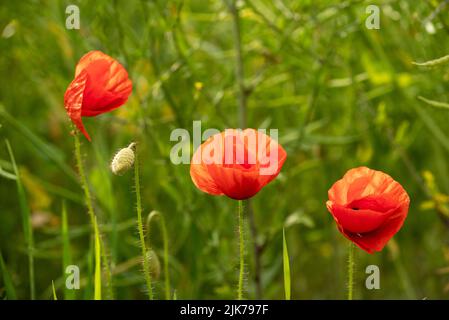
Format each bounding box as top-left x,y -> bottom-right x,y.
73,133 -> 96,227
347,242 -> 356,300
73,132 -> 114,299
237,200 -> 245,300
134,143 -> 154,300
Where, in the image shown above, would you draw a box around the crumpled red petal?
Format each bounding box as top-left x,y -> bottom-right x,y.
64,70 -> 90,141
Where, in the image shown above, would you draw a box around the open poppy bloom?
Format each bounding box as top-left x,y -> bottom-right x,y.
326,167 -> 410,254
64,51 -> 133,141
190,128 -> 287,200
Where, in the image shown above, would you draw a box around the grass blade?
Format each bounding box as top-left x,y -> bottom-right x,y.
283,228 -> 291,300
51,280 -> 58,300
0,250 -> 17,300
5,139 -> 35,299
93,216 -> 102,300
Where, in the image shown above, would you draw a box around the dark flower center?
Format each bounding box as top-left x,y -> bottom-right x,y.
352,207 -> 359,211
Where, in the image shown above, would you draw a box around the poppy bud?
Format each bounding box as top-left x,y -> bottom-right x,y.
111,142 -> 136,175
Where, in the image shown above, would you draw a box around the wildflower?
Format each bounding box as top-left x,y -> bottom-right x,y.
64,50 -> 132,141
326,166 -> 410,253
190,128 -> 287,200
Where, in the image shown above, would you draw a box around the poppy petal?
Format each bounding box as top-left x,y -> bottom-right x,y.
190,143 -> 223,196
64,70 -> 90,141
327,202 -> 392,234
340,207 -> 408,253
206,164 -> 262,200
80,59 -> 132,116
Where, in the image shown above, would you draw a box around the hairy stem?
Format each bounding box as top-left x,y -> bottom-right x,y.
134,144 -> 153,300
73,133 -> 96,227
237,200 -> 245,300
347,242 -> 355,300
73,133 -> 113,299
227,0 -> 263,298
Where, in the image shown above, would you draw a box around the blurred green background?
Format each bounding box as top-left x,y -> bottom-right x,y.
1,0 -> 449,300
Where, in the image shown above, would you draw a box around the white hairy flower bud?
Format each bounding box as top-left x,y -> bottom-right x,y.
111,142 -> 136,175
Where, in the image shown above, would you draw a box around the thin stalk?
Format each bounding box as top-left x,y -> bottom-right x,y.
237,200 -> 245,300
347,242 -> 355,300
134,144 -> 153,299
73,133 -> 96,227
73,132 -> 113,298
147,211 -> 171,300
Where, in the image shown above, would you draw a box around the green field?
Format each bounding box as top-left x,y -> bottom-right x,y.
1,0 -> 449,300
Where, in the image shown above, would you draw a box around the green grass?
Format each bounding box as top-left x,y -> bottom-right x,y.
5,139 -> 35,299
61,201 -> 75,300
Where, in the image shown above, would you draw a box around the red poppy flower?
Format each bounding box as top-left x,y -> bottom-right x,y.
326,167 -> 410,254
64,51 -> 132,141
190,129 -> 287,200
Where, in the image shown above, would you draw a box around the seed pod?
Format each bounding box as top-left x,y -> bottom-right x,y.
111,142 -> 136,175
